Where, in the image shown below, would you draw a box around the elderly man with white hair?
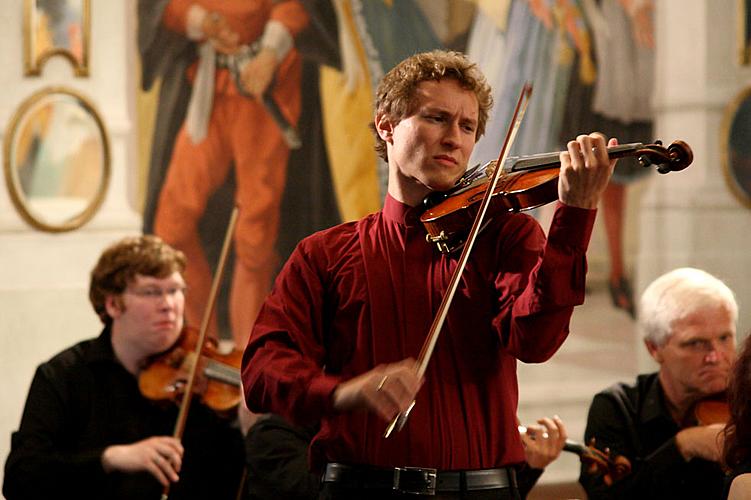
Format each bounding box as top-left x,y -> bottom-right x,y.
580,267 -> 738,500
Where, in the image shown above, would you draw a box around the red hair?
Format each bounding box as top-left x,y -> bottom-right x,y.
724,334 -> 751,469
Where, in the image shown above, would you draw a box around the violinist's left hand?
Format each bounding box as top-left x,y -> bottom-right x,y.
558,133 -> 618,210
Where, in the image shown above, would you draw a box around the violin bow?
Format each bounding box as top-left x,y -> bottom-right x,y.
161,206 -> 239,500
384,83 -> 533,438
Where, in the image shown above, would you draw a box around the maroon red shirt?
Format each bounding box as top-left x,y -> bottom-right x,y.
242,195 -> 595,471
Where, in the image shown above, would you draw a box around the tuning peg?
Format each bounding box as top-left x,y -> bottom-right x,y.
638,155 -> 653,168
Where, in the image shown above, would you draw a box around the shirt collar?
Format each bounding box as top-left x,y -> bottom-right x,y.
382,193 -> 423,228
86,326 -> 117,365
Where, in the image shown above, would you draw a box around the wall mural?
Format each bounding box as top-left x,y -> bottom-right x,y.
137,0 -> 656,345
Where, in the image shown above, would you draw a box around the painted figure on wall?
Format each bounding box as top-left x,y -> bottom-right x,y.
320,0 -> 473,223
467,0 -> 596,163
139,1 -> 309,347
142,0 -> 652,348
467,0 -> 654,319
571,0 -> 655,319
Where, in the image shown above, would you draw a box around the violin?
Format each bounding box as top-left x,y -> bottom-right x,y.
692,394 -> 730,426
138,325 -> 242,417
559,396 -> 727,490
563,438 -> 632,487
420,140 -> 694,253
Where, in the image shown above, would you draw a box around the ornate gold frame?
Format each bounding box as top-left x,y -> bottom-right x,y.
24,0 -> 90,76
3,86 -> 110,232
739,0 -> 751,64
720,85 -> 751,209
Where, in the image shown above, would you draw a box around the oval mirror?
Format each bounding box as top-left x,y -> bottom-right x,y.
722,85 -> 751,208
3,87 -> 110,231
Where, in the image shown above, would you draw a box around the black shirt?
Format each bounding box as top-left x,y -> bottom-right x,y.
580,372 -> 725,499
245,414 -> 320,499
3,328 -> 245,500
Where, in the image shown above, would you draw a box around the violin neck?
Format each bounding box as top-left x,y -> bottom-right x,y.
204,359 -> 241,387
507,143 -> 643,173
563,439 -> 585,456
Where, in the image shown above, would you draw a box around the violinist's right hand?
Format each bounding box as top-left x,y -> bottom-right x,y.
675,423 -> 725,462
101,436 -> 184,486
332,358 -> 423,422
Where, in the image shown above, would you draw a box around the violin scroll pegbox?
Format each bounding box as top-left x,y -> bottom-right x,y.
636,140 -> 693,174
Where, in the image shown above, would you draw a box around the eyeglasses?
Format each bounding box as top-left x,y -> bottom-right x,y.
126,286 -> 187,300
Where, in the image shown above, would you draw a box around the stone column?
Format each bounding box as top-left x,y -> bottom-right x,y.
636,0 -> 751,371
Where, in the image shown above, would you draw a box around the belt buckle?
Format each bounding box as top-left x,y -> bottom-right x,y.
393,466 -> 437,496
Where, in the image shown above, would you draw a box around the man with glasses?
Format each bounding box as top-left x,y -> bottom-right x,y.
4,235 -> 244,500
580,268 -> 737,499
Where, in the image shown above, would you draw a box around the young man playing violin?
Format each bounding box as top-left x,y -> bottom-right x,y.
3,235 -> 244,500
242,49 -> 617,499
581,267 -> 737,499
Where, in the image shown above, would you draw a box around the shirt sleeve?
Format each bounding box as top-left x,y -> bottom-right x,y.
161,0 -> 193,35
269,0 -> 310,38
498,202 -> 596,362
579,391 -> 685,499
242,239 -> 343,426
3,365 -> 108,498
138,0 -> 193,91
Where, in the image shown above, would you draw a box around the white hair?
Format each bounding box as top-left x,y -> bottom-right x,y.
639,267 -> 738,346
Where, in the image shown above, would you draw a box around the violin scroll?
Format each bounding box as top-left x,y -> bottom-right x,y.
564,438 -> 632,486
636,140 -> 693,174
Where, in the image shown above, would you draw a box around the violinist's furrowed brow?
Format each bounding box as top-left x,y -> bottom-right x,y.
461,117 -> 478,129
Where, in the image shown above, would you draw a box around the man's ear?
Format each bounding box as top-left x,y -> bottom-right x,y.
105,295 -> 123,320
645,339 -> 663,364
374,113 -> 394,144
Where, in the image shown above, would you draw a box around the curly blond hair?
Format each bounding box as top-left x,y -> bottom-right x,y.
371,50 -> 493,162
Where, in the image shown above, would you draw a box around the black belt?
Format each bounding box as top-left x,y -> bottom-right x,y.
322,463 -> 516,496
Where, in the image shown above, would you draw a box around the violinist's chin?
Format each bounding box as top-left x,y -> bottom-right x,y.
697,368 -> 730,395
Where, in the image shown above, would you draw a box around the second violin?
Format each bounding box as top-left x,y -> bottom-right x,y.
138,325 -> 242,417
